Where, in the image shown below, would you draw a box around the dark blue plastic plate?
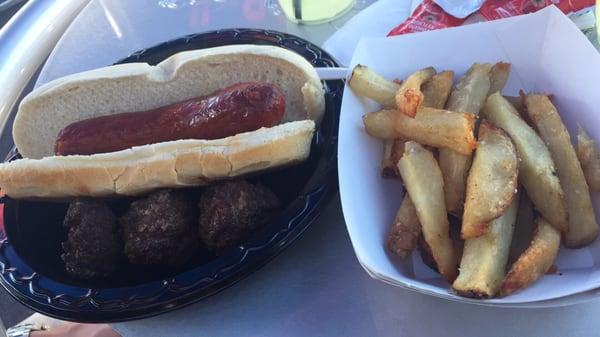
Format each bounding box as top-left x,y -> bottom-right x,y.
0,29 -> 342,323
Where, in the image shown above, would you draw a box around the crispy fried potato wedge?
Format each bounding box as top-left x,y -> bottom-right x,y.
381,139 -> 406,178
387,195 -> 421,258
395,67 -> 436,117
482,93 -> 568,232
461,121 -> 518,239
525,94 -> 599,247
422,71 -> 454,109
397,141 -> 458,281
488,62 -> 511,95
500,217 -> 560,297
440,63 -> 492,215
453,194 -> 519,298
576,126 -> 600,191
349,64 -> 400,108
362,108 -> 476,155
509,192 -> 536,265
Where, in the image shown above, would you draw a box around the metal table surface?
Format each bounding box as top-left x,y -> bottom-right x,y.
4,0 -> 600,336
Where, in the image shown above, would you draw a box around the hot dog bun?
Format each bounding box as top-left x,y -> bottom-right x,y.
0,120 -> 314,198
14,45 -> 325,159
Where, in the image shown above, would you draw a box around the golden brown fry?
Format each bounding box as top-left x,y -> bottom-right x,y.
500,217 -> 561,297
576,126 -> 600,191
348,64 -> 400,108
462,121 -> 518,239
362,108 -> 476,155
525,94 -> 599,247
387,195 -> 421,258
381,139 -> 406,178
482,93 -> 568,232
395,67 -> 436,117
440,63 -> 492,215
422,71 -> 454,109
453,194 -> 519,298
488,62 -> 511,95
397,141 -> 457,281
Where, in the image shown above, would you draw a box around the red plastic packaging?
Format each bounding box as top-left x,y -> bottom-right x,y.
387,0 -> 465,36
479,0 -> 595,20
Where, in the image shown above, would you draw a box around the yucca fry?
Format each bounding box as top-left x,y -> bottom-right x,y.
380,138 -> 406,178
362,108 -> 476,155
576,126 -> 600,191
524,94 -> 599,247
488,62 -> 511,94
500,217 -> 560,297
440,63 -> 492,215
387,195 -> 421,258
462,121 -> 518,239
453,194 -> 519,298
395,67 -> 436,117
422,71 -> 454,109
397,141 -> 457,281
508,192 -> 535,265
348,64 -> 400,108
482,93 -> 568,232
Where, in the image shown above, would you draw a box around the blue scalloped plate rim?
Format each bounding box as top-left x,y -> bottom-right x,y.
0,29 -> 342,323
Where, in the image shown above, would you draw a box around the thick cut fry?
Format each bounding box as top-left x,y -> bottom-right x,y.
348,64 -> 400,108
500,217 -> 560,297
576,126 -> 600,191
422,71 -> 454,109
482,93 -> 568,232
397,141 -> 457,281
453,194 -> 519,298
395,67 -> 436,117
462,121 -> 518,239
509,192 -> 536,264
440,63 -> 492,215
488,62 -> 511,94
381,139 -> 406,178
362,108 -> 476,155
387,195 -> 421,258
525,94 -> 599,247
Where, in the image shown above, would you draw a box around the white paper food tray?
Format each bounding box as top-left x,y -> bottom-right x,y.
338,5 -> 600,305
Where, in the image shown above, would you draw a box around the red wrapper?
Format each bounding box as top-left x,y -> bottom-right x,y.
479,0 -> 595,20
387,0 -> 465,36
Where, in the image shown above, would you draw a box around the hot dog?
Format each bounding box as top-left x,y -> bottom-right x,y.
0,45 -> 325,198
55,82 -> 286,155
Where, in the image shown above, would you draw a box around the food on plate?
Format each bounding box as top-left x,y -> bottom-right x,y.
61,199 -> 121,279
439,63 -> 492,216
395,67 -> 436,117
482,93 -> 568,232
421,70 -> 454,109
55,82 -> 286,155
452,194 -> 518,298
198,180 -> 280,254
363,108 -> 476,155
461,121 -> 518,239
500,217 -> 561,297
380,138 -> 406,178
387,195 -> 421,258
348,64 -> 399,107
524,94 -> 599,247
508,193 -> 536,264
576,126 -> 600,191
488,62 -> 511,94
397,141 -> 457,281
120,189 -> 199,266
0,45 -> 324,198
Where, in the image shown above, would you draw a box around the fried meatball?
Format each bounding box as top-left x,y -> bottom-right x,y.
198,180 -> 280,254
61,199 -> 121,279
120,189 -> 198,266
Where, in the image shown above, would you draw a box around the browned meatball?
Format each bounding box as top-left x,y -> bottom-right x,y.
120,189 -> 199,266
61,199 -> 121,279
198,180 -> 280,254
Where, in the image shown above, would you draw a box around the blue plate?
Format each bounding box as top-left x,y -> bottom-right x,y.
0,29 -> 342,323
